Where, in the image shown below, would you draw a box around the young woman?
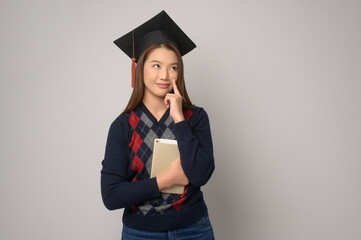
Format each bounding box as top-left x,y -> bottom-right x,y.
101,11 -> 215,239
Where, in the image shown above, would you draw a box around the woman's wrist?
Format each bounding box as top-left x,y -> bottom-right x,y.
173,115 -> 185,124
156,174 -> 172,191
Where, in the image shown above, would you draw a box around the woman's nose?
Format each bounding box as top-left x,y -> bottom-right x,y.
160,68 -> 169,80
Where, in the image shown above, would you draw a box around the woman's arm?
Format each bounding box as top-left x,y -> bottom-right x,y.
164,79 -> 215,187
173,108 -> 215,187
156,158 -> 189,191
100,118 -> 161,210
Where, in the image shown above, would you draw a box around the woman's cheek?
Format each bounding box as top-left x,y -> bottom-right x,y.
171,72 -> 178,80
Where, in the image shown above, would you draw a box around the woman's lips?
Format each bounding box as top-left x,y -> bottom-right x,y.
156,83 -> 170,89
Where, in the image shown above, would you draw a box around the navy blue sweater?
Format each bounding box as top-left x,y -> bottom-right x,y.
101,102 -> 215,231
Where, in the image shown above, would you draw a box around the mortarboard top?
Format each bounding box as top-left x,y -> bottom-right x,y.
113,10 -> 196,87
114,10 -> 196,61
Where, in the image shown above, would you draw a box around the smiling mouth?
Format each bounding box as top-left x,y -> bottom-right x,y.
156,83 -> 170,89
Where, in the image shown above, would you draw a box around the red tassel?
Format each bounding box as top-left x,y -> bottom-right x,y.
131,29 -> 136,88
131,58 -> 136,88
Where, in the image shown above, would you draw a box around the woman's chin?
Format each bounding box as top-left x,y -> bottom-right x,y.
155,89 -> 172,97
144,87 -> 172,99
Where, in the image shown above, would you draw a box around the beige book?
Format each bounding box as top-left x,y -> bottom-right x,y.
150,138 -> 185,194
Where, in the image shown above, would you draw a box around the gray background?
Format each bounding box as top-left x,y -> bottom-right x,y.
1,0 -> 360,239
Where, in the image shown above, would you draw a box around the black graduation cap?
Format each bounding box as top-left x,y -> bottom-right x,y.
113,10 -> 196,87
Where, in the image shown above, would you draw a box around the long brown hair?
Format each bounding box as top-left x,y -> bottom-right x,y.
120,43 -> 193,115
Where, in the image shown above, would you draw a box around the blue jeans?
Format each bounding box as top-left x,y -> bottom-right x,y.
121,215 -> 215,240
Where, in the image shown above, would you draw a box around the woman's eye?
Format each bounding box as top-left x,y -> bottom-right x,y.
170,66 -> 178,71
153,64 -> 160,68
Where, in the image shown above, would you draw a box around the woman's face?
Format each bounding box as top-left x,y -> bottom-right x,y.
143,47 -> 178,99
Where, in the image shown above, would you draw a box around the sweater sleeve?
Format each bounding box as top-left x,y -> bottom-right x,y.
173,108 -> 215,187
100,117 -> 161,210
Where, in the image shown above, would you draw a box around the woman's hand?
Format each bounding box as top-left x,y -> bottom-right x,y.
164,79 -> 185,123
156,159 -> 189,191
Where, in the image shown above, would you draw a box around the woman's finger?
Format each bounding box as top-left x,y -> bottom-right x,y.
172,79 -> 181,96
164,94 -> 170,108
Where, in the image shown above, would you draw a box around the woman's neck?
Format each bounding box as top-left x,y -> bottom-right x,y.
142,92 -> 168,121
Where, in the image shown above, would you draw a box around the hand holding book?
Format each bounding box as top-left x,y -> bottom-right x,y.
156,159 -> 189,192
152,139 -> 188,194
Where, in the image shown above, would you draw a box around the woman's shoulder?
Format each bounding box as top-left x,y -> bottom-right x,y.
109,111 -> 132,131
185,105 -> 210,123
190,104 -> 209,115
116,111 -> 132,122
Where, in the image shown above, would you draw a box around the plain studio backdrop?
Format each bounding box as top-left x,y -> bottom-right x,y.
1,1 -> 360,239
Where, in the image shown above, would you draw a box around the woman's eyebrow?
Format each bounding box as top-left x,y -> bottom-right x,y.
150,60 -> 178,65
